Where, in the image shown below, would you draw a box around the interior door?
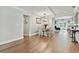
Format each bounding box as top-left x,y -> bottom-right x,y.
23,15 -> 29,36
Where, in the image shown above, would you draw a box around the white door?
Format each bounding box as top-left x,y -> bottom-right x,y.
23,15 -> 30,36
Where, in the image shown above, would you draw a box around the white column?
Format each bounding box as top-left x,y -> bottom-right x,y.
74,6 -> 79,24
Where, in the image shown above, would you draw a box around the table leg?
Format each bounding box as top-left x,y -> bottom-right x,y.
43,31 -> 44,37
72,32 -> 78,43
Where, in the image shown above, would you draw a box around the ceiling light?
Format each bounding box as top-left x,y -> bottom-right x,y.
72,6 -> 76,8
43,13 -> 46,15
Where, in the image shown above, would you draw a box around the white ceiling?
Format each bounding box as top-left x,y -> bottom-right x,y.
18,6 -> 74,17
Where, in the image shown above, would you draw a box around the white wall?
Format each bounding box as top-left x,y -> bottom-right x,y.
29,15 -> 40,36
48,15 -> 54,27
0,7 -> 24,44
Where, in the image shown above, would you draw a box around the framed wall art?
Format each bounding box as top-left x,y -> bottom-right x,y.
36,18 -> 41,24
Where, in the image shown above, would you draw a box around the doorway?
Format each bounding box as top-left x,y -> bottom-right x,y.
23,15 -> 30,37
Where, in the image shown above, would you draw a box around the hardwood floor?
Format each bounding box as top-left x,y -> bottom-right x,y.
0,30 -> 79,53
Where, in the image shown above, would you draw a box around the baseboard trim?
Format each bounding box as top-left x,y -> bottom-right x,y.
0,37 -> 24,45
24,34 -> 29,36
29,33 -> 37,36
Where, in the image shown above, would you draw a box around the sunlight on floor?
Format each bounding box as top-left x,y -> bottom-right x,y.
57,30 -> 70,52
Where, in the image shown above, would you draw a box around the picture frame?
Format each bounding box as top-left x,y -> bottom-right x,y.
36,18 -> 41,24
